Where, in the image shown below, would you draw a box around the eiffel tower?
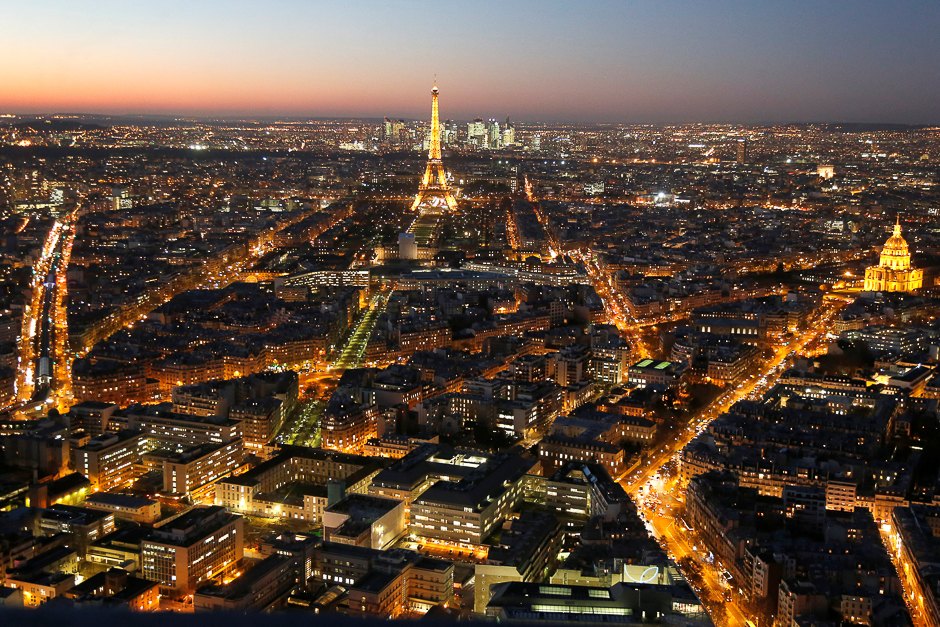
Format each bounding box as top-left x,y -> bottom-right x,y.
411,81 -> 458,213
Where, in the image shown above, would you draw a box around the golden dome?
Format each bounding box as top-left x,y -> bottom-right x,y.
883,222 -> 908,253
879,219 -> 911,270
883,238 -> 909,258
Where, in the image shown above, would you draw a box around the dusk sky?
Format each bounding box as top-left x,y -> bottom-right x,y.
2,0 -> 939,124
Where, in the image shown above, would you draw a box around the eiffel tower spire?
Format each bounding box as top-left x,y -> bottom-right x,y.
411,81 -> 458,213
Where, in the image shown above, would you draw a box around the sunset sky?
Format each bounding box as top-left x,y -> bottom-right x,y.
1,0 -> 938,123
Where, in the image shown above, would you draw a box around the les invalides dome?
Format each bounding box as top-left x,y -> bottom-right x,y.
864,217 -> 923,293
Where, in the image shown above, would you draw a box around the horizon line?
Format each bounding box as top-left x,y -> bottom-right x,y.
2,111 -> 937,129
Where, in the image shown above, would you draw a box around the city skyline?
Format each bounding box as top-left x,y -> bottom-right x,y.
0,81 -> 939,624
2,3 -> 940,625
2,0 -> 939,124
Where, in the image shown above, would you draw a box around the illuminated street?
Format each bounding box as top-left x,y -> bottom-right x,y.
331,287 -> 393,371
621,299 -> 849,626
278,287 -> 393,447
882,520 -> 931,627
282,399 -> 327,447
12,211 -> 77,415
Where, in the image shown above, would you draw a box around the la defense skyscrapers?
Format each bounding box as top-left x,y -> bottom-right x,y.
410,81 -> 458,213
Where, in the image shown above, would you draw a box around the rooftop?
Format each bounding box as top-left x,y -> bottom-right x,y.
85,492 -> 157,510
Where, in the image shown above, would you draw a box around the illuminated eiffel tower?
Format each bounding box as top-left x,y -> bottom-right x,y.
411,81 -> 458,213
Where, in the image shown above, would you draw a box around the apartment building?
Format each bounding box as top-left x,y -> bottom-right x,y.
140,506 -> 243,596
83,493 -> 161,524
73,429 -> 148,492
147,439 -> 245,502
216,446 -> 383,523
410,452 -> 538,547
125,405 -> 242,450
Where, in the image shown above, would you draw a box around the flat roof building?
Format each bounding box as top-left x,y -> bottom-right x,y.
485,580 -> 710,624
37,504 -> 115,554
312,541 -> 454,618
411,451 -> 538,547
323,493 -> 406,550
84,492 -> 161,524
73,429 -> 147,492
87,526 -> 152,572
145,438 -> 245,502
216,446 -> 383,523
64,567 -> 160,611
193,553 -> 298,612
124,404 -> 243,451
5,571 -> 75,607
474,511 -> 564,613
546,461 -> 628,521
140,505 -> 243,596
627,360 -> 687,389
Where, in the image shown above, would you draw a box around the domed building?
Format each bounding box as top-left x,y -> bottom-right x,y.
864,218 -> 922,293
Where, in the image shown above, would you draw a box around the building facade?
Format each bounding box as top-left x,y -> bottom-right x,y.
140,506 -> 244,596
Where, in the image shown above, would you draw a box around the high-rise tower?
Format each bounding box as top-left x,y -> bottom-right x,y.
411,81 -> 458,213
